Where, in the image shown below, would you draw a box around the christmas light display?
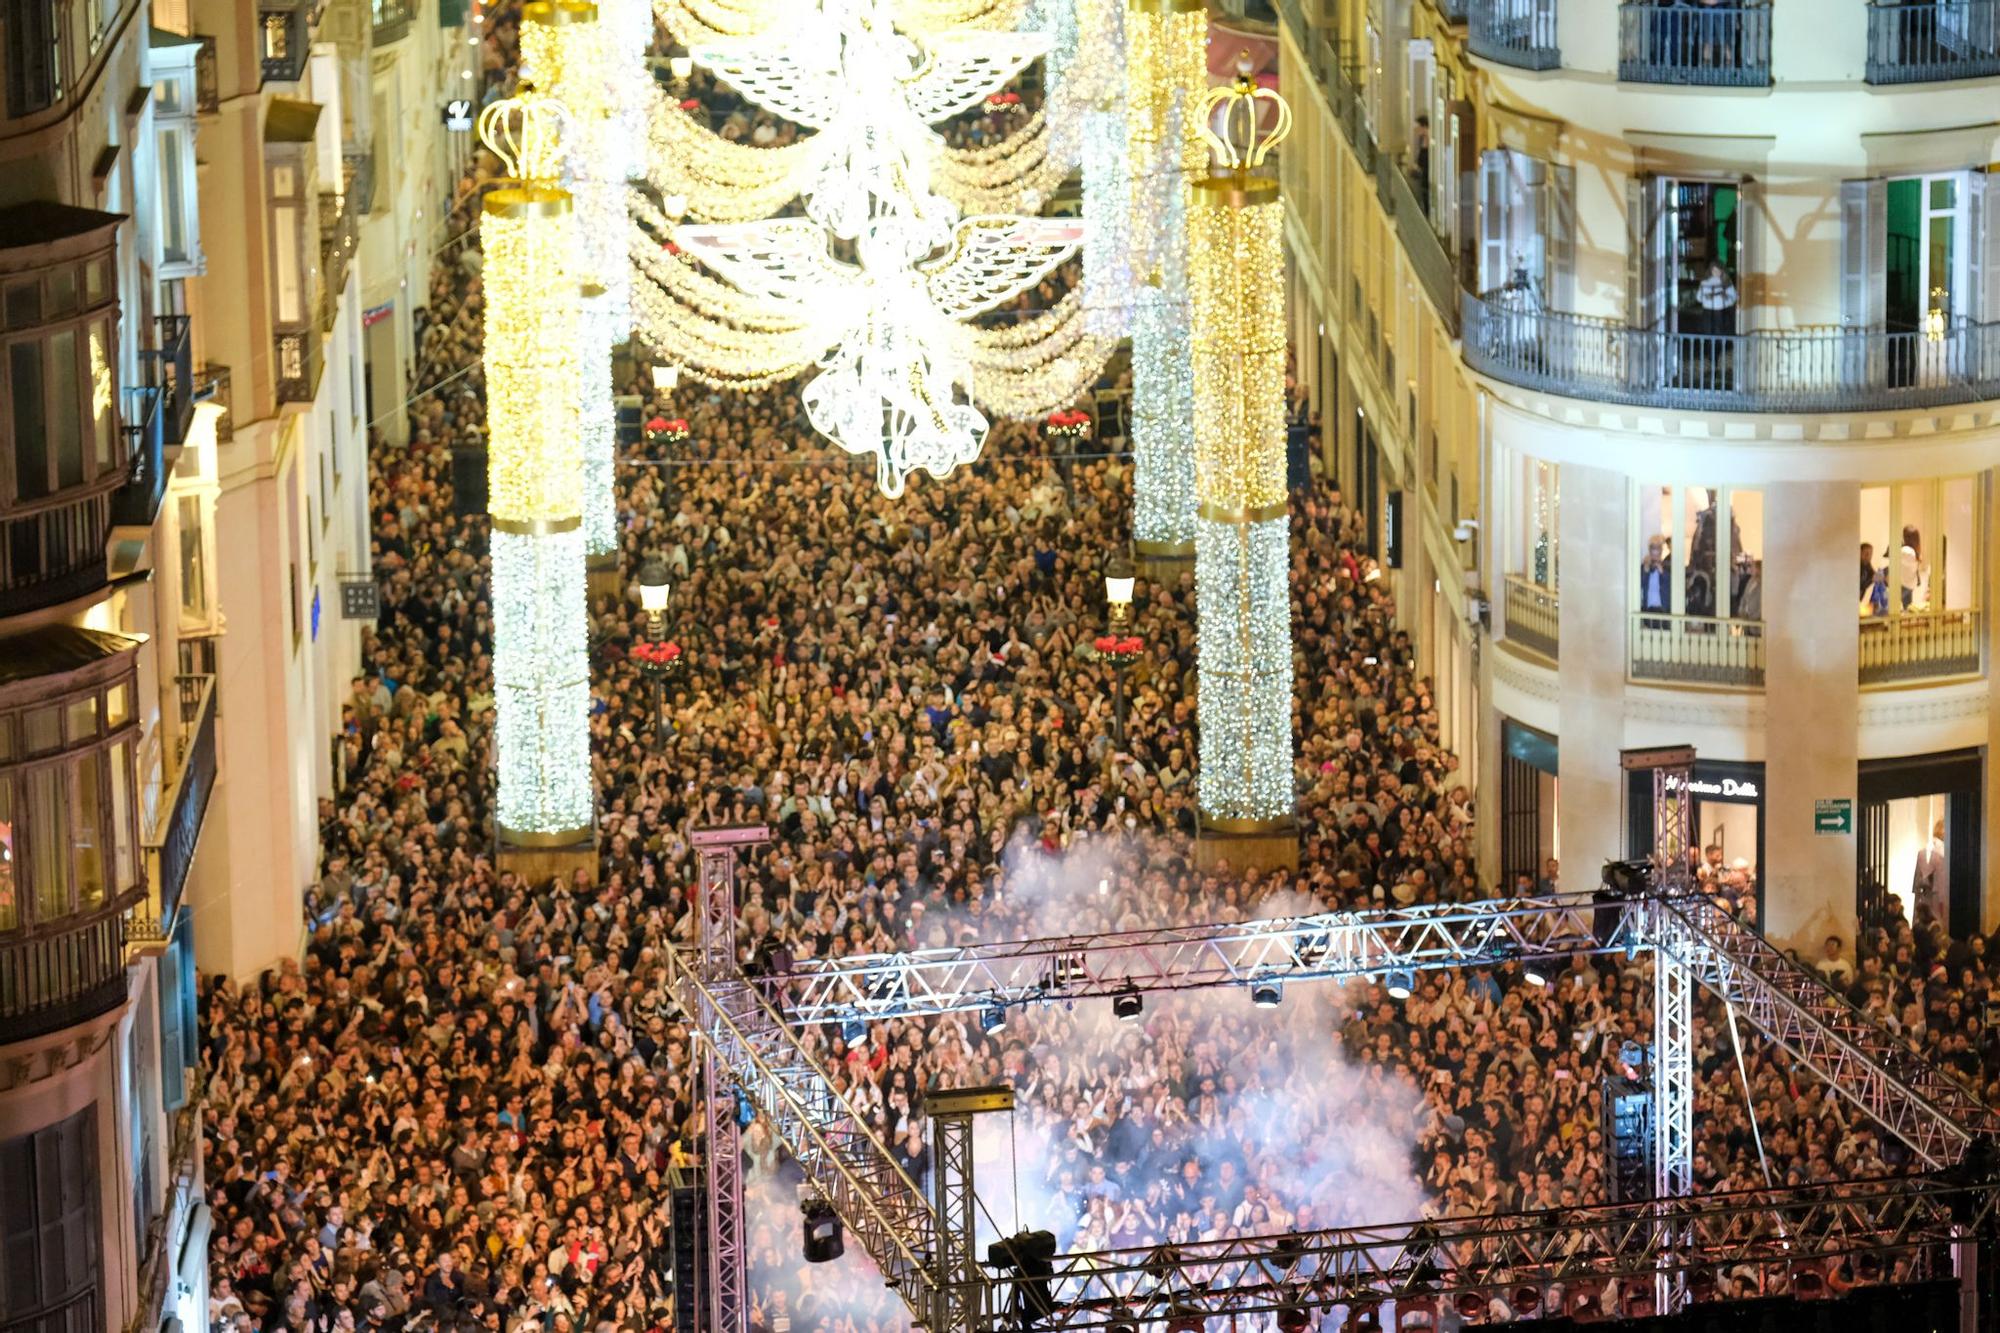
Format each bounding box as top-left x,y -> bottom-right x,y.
1188,63 -> 1295,834
632,0 -> 1108,495
1126,0 -> 1207,563
479,91 -> 594,844
523,0 -> 624,563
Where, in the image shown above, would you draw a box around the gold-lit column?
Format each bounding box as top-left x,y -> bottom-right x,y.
478,93 -> 597,877
523,0 -> 624,598
1189,66 -> 1297,871
1125,0 -> 1207,578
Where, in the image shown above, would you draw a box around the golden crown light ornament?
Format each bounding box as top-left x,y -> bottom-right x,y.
1125,0 -> 1208,576
479,87 -> 597,872
1189,54 -> 1297,872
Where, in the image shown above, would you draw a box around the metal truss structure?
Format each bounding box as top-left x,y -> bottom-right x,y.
975,1172 -> 1998,1329
775,893 -> 1636,1024
692,826 -> 770,1333
678,829 -> 1997,1332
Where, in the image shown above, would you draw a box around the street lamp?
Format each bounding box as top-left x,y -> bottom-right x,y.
635,557 -> 680,733
1095,554 -> 1141,747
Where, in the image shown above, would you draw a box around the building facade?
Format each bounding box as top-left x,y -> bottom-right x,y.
0,2 -> 219,1332
1277,0 -> 2000,950
158,0 -> 472,982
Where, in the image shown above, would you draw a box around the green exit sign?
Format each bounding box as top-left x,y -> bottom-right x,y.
1815,799 -> 1853,836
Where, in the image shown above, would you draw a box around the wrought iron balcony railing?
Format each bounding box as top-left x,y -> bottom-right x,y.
344,144 -> 377,215
146,674 -> 217,931
1867,0 -> 2000,82
146,314 -> 195,446
1503,574 -> 1559,659
1469,0 -> 1560,69
275,328 -> 320,404
372,0 -> 413,43
1630,610 -> 1765,688
319,189 -> 358,319
1464,293 -> 2000,413
1619,2 -> 1771,86
194,35 -> 219,111
260,2 -> 310,84
111,385 -> 167,530
1858,608 -> 1984,684
0,893 -> 138,1042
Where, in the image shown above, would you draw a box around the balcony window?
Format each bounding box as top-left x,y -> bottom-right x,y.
3,0 -> 61,117
1633,485 -> 1764,687
1619,2 -> 1772,87
1867,0 -> 2000,83
1502,454 -> 1560,660
0,660 -> 141,937
267,157 -> 310,330
1858,477 -> 1983,683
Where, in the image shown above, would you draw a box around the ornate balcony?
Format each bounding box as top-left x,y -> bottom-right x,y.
1464,294 -> 2000,414
146,314 -> 195,447
1503,575 -> 1559,660
1469,0 -> 1560,70
0,903 -> 133,1041
0,492 -> 113,616
260,0 -> 312,84
1619,2 -> 1771,86
1630,611 -> 1765,688
1866,0 -> 2000,83
275,328 -> 321,404
372,0 -> 414,44
1858,609 -> 1984,685
111,385 -> 167,533
131,675 -> 216,951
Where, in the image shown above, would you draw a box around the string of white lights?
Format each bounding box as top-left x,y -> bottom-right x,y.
643,95 -> 817,222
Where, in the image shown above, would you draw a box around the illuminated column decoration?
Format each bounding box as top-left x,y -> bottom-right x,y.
1126,0 -> 1207,567
1189,64 -> 1296,839
1079,0 -> 1131,336
479,92 -> 595,846
524,0 -> 622,565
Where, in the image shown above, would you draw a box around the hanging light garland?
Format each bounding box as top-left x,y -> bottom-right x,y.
1188,61 -> 1296,836
632,0 -> 1109,496
478,91 -> 595,848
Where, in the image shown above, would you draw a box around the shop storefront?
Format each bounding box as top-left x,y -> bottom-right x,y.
1500,719 -> 1558,890
1858,748 -> 1983,939
1629,759 -> 1765,915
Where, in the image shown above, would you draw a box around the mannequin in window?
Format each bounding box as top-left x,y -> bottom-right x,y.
1898,524 -> 1930,610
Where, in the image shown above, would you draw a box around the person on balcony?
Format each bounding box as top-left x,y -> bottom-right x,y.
1696,262 -> 1738,336
1912,819 -> 1947,925
1859,542 -> 1877,602
1639,536 -> 1672,628
1899,524 -> 1931,610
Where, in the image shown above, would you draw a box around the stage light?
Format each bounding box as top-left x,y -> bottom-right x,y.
1250,978 -> 1282,1008
1521,954 -> 1554,987
980,1003 -> 1008,1034
1113,986 -> 1144,1020
988,1230 -> 1057,1330
801,1197 -> 844,1263
841,1016 -> 867,1045
1603,858 -> 1654,897
1164,1306 -> 1203,1333
1276,1302 -> 1311,1333
1107,1307 -> 1138,1333
1386,969 -> 1414,1001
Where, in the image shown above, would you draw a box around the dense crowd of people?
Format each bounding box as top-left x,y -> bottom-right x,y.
196,10 -> 2000,1333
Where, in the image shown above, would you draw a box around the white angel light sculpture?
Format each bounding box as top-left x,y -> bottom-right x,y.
672,211 -> 1082,496
682,0 -> 1046,241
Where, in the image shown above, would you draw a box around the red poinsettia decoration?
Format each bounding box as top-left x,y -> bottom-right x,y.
986,91 -> 1022,108
1045,408 -> 1091,441
1092,635 -> 1144,661
631,640 -> 683,667
679,98 -> 701,112
645,417 -> 690,444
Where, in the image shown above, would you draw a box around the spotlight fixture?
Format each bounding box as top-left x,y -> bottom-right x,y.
801,1198 -> 844,1263
1250,978 -> 1283,1008
841,1016 -> 867,1046
1164,1308 -> 1203,1333
1106,1306 -> 1138,1333
1385,968 -> 1414,1000
1276,1302 -> 1311,1333
980,1003 -> 1008,1035
1112,986 -> 1144,1021
988,1231 -> 1057,1329
1602,858 -> 1654,897
1052,951 -> 1087,986
1521,954 -> 1555,987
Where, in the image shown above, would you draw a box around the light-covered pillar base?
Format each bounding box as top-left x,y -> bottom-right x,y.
498,835 -> 599,888
1195,816 -> 1300,872
586,555 -> 622,602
